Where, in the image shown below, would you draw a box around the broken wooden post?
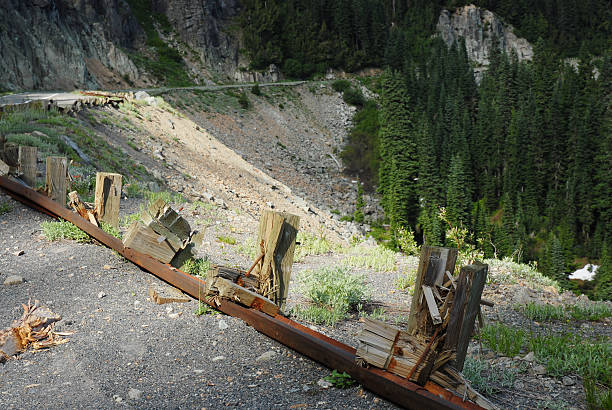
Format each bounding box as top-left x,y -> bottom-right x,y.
449,264 -> 487,371
94,172 -> 122,228
252,210 -> 300,310
18,146 -> 37,187
407,246 -> 458,336
0,159 -> 9,176
4,144 -> 18,174
45,156 -> 67,206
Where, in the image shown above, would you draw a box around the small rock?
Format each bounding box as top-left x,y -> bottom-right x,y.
522,351 -> 535,362
113,395 -> 123,403
218,319 -> 229,330
211,356 -> 225,362
103,265 -> 111,270
128,388 -> 142,400
97,291 -> 106,299
4,275 -> 23,286
317,379 -> 333,389
12,250 -> 24,256
533,364 -> 546,375
562,376 -> 575,386
256,350 -> 277,363
168,312 -> 180,319
302,384 -> 311,392
513,381 -> 524,389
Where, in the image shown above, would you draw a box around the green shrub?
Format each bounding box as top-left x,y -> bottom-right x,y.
395,226 -> 420,256
462,357 -> 518,395
292,266 -> 369,325
331,79 -> 351,93
324,370 -> 356,388
251,83 -> 262,96
342,87 -> 365,107
238,91 -> 250,109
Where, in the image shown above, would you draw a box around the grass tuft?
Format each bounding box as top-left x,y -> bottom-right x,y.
0,202 -> 12,216
181,257 -> 210,278
462,357 -> 518,395
41,220 -> 90,243
291,266 -> 369,325
341,243 -> 397,272
294,231 -> 332,262
479,323 -> 526,357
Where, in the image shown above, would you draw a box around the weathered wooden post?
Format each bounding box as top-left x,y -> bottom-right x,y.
18,146 -> 37,187
445,264 -> 488,371
4,144 -> 19,174
94,172 -> 122,228
407,246 -> 458,336
45,156 -> 67,205
252,210 -> 300,310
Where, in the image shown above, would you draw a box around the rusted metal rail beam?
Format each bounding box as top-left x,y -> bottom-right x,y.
0,175 -> 480,410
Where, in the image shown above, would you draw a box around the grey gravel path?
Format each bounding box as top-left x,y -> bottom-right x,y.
0,193 -> 395,409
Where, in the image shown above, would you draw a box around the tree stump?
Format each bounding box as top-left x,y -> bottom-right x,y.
18,146 -> 37,187
252,210 -> 300,310
94,172 -> 122,228
45,156 -> 68,206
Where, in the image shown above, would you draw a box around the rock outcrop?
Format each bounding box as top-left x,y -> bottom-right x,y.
151,0 -> 242,81
437,5 -> 533,79
0,0 -> 143,90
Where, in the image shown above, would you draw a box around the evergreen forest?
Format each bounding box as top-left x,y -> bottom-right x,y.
238,0 -> 611,299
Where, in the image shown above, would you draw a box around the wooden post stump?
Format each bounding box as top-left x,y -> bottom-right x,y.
447,264 -> 487,371
407,246 -> 458,336
18,146 -> 37,187
0,159 -> 9,176
45,156 -> 67,206
252,210 -> 300,310
94,172 -> 122,228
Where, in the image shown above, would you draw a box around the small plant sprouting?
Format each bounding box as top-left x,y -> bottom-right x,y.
217,235 -> 237,245
0,202 -> 13,216
324,370 -> 356,388
195,301 -> 220,316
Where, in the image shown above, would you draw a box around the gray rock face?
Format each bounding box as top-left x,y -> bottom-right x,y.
0,0 -> 143,90
437,5 -> 533,80
152,0 -> 243,79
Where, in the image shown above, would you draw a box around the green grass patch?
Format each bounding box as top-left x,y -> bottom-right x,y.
479,322 -> 526,357
518,301 -> 612,322
519,302 -> 567,322
217,235 -> 237,245
479,322 -> 611,390
181,257 -> 211,278
145,190 -> 184,206
195,301 -> 220,316
0,202 -> 12,216
294,231 -> 333,262
341,243 -> 397,272
41,220 -> 90,243
291,266 -> 370,326
584,379 -> 612,410
394,268 -> 417,292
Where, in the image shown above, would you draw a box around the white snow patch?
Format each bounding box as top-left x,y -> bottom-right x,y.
568,264 -> 598,281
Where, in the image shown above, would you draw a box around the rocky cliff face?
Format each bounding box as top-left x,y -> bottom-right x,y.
437,5 -> 533,79
0,0 -> 247,91
0,0 -> 143,90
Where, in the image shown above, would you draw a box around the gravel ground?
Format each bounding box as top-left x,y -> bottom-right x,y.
0,193 -> 395,409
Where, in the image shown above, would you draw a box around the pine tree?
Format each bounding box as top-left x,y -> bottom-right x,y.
446,154 -> 471,228
354,179 -> 365,223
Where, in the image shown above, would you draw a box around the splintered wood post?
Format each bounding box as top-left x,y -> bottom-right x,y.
407,246 -> 458,335
453,264 -> 487,371
94,172 -> 122,228
45,156 -> 67,206
254,210 -> 300,310
18,146 -> 37,187
0,159 -> 9,176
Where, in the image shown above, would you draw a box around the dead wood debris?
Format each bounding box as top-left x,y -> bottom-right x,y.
0,301 -> 71,363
